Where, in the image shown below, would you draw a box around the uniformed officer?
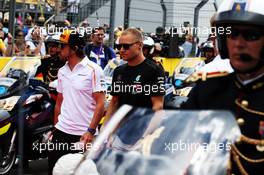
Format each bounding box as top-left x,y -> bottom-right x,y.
35,34 -> 65,83
182,0 -> 264,174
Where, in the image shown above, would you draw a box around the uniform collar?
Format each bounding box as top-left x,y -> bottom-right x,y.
234,73 -> 264,91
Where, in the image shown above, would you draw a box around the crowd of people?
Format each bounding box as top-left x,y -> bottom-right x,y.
0,0 -> 264,174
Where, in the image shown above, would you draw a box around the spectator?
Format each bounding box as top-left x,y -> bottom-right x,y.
67,0 -> 79,24
181,34 -> 193,57
25,26 -> 46,56
0,28 -> 6,56
84,27 -> 116,69
23,15 -> 34,36
5,29 -> 30,56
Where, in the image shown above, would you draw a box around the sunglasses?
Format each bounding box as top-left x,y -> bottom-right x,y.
116,42 -> 139,50
227,28 -> 264,41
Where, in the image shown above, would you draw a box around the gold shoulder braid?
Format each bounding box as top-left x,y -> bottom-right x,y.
240,134 -> 264,145
185,71 -> 229,83
235,99 -> 264,151
231,144 -> 264,163
235,99 -> 264,116
229,144 -> 264,175
47,68 -> 59,82
231,99 -> 264,174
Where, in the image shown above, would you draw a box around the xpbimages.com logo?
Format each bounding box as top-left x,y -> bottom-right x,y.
163,26 -> 232,37
46,24 -> 94,37
36,25 -> 98,37
109,82 -> 166,95
164,140 -> 231,153
32,141 -> 102,153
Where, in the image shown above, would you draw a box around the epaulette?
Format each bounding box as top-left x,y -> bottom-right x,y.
185,71 -> 229,83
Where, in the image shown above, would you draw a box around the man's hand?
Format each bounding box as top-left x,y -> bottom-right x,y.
151,96 -> 164,111
80,132 -> 94,150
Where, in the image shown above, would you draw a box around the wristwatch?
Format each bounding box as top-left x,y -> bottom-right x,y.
87,127 -> 96,135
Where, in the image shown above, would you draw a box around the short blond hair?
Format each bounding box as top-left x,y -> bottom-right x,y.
210,13 -> 217,27
121,28 -> 143,42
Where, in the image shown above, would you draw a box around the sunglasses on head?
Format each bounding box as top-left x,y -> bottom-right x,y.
227,28 -> 264,41
116,41 -> 139,50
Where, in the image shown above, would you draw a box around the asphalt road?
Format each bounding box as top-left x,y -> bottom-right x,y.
10,159 -> 48,175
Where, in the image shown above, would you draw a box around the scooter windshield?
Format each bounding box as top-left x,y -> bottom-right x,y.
80,106 -> 241,175
174,58 -> 205,80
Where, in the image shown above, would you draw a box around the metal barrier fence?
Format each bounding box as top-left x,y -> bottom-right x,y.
1,0 -> 220,45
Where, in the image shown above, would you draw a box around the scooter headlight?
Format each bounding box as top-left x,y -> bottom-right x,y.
0,86 -> 7,95
174,79 -> 183,88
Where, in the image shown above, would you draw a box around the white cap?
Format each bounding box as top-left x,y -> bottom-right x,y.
218,0 -> 264,15
143,36 -> 155,46
53,153 -> 100,175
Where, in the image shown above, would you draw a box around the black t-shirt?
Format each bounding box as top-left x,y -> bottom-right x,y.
36,56 -> 65,83
110,58 -> 165,108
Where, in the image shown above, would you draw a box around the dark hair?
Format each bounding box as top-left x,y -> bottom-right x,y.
68,32 -> 86,58
69,44 -> 85,58
75,49 -> 85,58
92,27 -> 105,34
15,29 -> 24,37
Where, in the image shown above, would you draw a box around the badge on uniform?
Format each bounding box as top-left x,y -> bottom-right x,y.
256,121 -> 264,152
232,0 -> 247,11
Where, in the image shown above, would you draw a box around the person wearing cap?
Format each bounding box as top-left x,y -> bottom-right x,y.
183,0 -> 264,174
35,34 -> 65,83
143,36 -> 164,70
143,36 -> 155,59
48,30 -> 106,175
199,13 -> 233,73
200,41 -> 216,64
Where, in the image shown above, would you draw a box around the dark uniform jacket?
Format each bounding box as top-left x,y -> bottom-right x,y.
36,56 -> 65,83
183,72 -> 264,175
